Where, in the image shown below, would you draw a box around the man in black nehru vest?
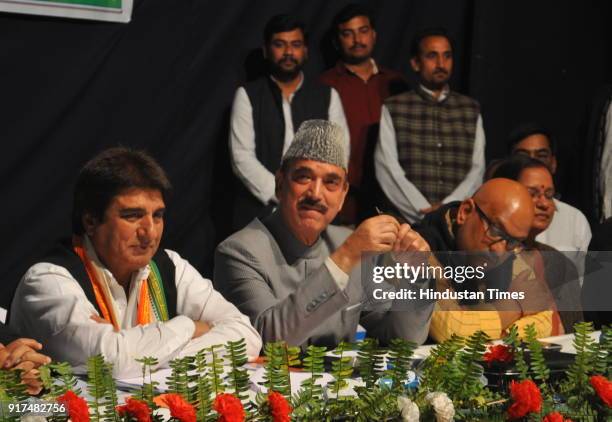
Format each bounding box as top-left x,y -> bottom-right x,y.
10,147 -> 261,377
229,13 -> 349,230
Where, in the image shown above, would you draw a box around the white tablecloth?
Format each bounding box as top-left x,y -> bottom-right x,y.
111,331 -> 600,397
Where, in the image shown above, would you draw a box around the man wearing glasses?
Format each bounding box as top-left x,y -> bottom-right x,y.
414,178 -> 559,342
507,123 -> 591,254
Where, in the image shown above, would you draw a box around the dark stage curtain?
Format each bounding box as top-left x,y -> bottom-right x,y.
0,0 -> 610,310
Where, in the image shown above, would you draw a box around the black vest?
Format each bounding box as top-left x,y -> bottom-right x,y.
232,76 -> 331,230
243,76 -> 331,173
40,240 -> 178,319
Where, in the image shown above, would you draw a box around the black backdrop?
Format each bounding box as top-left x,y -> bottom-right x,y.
1,0 -> 610,309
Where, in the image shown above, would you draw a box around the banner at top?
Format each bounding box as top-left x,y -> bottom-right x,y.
0,0 -> 133,23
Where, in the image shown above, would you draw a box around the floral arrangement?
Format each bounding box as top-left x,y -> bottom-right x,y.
483,344 -> 514,366
0,323 -> 609,421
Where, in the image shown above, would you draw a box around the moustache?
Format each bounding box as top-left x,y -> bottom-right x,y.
434,68 -> 448,75
350,43 -> 367,50
298,198 -> 328,213
279,56 -> 298,65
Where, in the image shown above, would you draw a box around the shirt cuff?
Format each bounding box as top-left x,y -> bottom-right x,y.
163,315 -> 196,351
325,257 -> 350,290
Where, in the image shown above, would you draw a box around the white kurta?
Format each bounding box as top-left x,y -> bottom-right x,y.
536,198 -> 592,286
229,74 -> 350,205
536,198 -> 592,253
10,245 -> 262,378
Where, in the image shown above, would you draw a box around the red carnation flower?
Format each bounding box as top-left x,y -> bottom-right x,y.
213,393 -> 245,422
483,344 -> 514,366
153,393 -> 196,422
117,397 -> 152,422
507,379 -> 542,420
268,391 -> 292,422
57,390 -> 90,422
590,375 -> 612,407
542,411 -> 573,422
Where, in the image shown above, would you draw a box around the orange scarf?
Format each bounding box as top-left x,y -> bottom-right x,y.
73,236 -> 154,330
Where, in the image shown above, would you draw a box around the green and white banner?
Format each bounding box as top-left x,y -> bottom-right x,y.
0,0 -> 133,23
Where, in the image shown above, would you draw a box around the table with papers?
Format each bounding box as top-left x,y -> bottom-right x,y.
112,331 -> 601,397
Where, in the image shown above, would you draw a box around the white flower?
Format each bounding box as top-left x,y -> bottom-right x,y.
20,416 -> 47,422
397,395 -> 420,421
426,392 -> 455,422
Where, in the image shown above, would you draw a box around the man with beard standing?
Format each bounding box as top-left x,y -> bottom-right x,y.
375,28 -> 485,223
230,14 -> 349,230
320,4 -> 408,224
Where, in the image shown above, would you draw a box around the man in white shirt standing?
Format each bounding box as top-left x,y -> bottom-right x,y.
598,99 -> 612,222
230,14 -> 349,230
375,27 -> 485,223
571,86 -> 612,225
507,123 -> 592,253
10,147 -> 261,377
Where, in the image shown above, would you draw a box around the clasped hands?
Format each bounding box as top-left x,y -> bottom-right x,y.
0,338 -> 51,395
332,215 -> 431,274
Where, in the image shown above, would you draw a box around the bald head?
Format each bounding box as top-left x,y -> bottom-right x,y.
474,178 -> 534,236
456,178 -> 534,252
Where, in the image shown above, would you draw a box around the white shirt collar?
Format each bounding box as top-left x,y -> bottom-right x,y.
370,58 -> 380,74
342,58 -> 379,77
419,83 -> 450,102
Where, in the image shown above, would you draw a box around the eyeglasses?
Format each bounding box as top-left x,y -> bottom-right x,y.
474,202 -> 525,254
526,187 -> 556,201
516,149 -> 553,160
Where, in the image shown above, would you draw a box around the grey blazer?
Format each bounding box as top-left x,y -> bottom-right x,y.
214,212 -> 432,348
